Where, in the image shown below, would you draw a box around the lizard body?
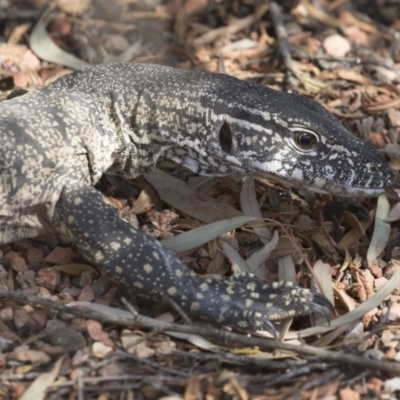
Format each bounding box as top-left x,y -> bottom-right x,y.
0,63 -> 394,330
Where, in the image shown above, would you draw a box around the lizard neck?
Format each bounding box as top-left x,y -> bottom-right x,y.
94,65 -> 227,179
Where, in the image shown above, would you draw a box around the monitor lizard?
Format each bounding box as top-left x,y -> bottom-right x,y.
0,63 -> 395,331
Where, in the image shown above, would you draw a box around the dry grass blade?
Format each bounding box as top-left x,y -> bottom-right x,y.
246,230 -> 279,275
312,260 -> 334,328
166,331 -> 220,352
222,230 -> 279,278
221,241 -> 251,274
161,216 -> 256,252
240,177 -> 272,242
278,254 -> 296,283
367,194 -> 390,265
312,260 -> 334,305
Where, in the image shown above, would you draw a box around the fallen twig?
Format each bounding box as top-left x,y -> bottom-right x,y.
1,289 -> 400,374
269,2 -> 325,92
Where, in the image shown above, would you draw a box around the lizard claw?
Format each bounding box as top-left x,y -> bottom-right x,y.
306,299 -> 332,325
312,291 -> 334,312
257,319 -> 278,339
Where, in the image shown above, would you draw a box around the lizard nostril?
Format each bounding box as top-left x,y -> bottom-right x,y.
367,163 -> 379,173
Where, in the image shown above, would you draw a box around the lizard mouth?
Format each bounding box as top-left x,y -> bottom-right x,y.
318,181 -> 388,197
257,171 -> 392,198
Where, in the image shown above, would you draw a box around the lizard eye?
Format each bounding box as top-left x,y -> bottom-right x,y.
294,131 -> 316,149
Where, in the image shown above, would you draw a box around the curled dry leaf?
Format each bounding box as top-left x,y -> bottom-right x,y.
337,211 -> 372,250
385,202 -> 400,222
310,229 -> 341,262
129,190 -> 154,214
148,209 -> 179,231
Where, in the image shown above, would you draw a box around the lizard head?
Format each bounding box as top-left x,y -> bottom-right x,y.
190,77 -> 395,197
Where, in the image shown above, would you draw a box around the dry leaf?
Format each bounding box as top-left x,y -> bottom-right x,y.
86,320 -> 114,348
4,251 -> 28,272
19,356 -> 65,400
92,342 -> 113,358
161,216 -> 256,252
120,330 -> 155,358
343,26 -> 369,45
9,346 -> 51,365
323,34 -> 351,57
43,246 -> 74,264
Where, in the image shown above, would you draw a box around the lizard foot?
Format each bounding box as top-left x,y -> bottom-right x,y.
186,272 -> 333,334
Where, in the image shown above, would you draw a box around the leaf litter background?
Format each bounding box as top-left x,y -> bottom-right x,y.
0,0 -> 400,399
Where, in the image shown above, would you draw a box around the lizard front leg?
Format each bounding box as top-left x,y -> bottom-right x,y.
55,183 -> 332,331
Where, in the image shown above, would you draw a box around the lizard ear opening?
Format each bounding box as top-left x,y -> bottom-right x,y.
219,121 -> 233,153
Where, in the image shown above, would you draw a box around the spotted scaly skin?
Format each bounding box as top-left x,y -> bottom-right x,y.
0,63 -> 394,330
